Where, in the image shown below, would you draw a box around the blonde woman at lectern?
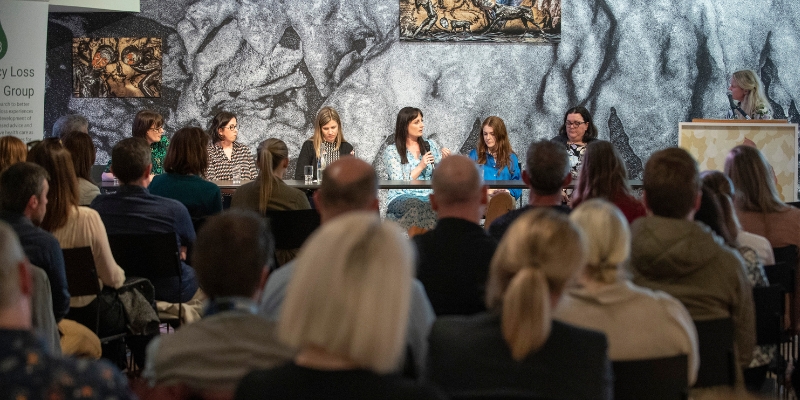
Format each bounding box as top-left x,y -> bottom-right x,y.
727,69 -> 773,120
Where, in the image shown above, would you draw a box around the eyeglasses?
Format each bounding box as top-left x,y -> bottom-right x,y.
226,125 -> 238,131
149,126 -> 164,132
565,121 -> 587,128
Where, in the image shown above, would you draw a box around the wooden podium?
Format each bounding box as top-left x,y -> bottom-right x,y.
678,119 -> 798,202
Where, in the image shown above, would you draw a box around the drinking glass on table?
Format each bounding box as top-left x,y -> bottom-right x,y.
304,165 -> 314,184
232,169 -> 242,184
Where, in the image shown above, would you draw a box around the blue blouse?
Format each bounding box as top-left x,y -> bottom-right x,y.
468,149 -> 522,199
383,139 -> 444,204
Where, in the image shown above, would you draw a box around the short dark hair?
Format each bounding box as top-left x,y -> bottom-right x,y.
111,137 -> 151,184
643,147 -> 700,218
61,131 -> 96,181
132,110 -> 163,139
52,114 -> 88,137
525,140 -> 570,196
0,162 -> 49,214
557,106 -> 599,141
207,112 -> 237,144
163,127 -> 208,175
319,164 -> 378,211
192,210 -> 274,297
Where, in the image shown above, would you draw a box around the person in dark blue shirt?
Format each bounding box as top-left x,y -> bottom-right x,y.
91,137 -> 198,303
0,162 -> 69,321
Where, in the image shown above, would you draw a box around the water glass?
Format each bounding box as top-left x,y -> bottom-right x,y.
232,170 -> 242,185
113,177 -> 119,186
317,166 -> 325,183
304,165 -> 314,184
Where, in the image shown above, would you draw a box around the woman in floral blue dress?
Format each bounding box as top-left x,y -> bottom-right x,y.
382,107 -> 450,230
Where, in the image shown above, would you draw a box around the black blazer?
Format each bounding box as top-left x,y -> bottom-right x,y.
293,140 -> 354,180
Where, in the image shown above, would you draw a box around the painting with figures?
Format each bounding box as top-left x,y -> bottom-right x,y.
72,37 -> 162,98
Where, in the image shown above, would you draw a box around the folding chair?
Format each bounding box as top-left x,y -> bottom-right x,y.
612,354 -> 688,400
265,209 -> 321,269
693,318 -> 736,388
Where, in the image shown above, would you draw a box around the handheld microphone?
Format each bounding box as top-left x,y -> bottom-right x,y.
421,140 -> 435,168
727,92 -> 751,120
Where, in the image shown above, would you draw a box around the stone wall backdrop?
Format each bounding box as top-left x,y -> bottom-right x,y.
45,0 -> 800,184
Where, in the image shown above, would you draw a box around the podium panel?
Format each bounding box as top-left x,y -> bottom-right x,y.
678,120 -> 798,202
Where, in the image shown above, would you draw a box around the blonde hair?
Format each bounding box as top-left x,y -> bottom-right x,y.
486,208 -> 587,360
0,221 -> 26,309
279,212 -> 413,373
0,136 -> 27,173
570,199 -> 630,284
731,70 -> 772,119
312,106 -> 344,158
724,145 -> 786,213
255,138 -> 289,214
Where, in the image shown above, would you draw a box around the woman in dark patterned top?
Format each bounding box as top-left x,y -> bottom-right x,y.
102,109 -> 169,182
205,111 -> 258,181
550,106 -> 599,205
293,106 -> 354,180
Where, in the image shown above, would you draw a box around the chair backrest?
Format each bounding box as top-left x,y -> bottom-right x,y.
450,391 -> 549,400
265,209 -> 321,250
753,285 -> 784,346
107,232 -> 181,281
612,354 -> 688,400
693,318 -> 736,388
62,246 -> 101,297
767,245 -> 798,294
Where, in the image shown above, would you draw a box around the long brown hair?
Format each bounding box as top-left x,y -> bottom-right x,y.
393,107 -> 426,164
572,141 -> 631,207
256,138 -> 289,214
312,107 -> 345,158
477,116 -> 515,174
164,127 -> 208,175
724,145 -> 786,213
0,136 -> 27,173
700,170 -> 740,244
61,131 -> 96,182
26,138 -> 80,232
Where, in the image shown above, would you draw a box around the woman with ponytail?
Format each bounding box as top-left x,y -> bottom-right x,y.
426,208 -> 612,399
232,138 -> 309,213
554,199 -> 699,385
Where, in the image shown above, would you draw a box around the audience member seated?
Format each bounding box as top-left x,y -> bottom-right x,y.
102,110 -> 169,181
468,116 -> 521,224
571,140 -> 645,224
555,199 -> 699,385
382,107 -> 450,231
231,138 -> 309,213
413,155 -> 496,316
0,162 -> 69,323
427,208 -> 612,399
0,135 -> 28,173
51,114 -> 88,138
28,139 -> 128,337
149,127 -> 223,219
61,131 -> 100,207
550,106 -> 600,205
259,157 -> 435,379
725,145 -> 800,331
143,210 -> 293,393
293,106 -> 354,180
488,140 -> 571,241
694,182 -> 774,391
91,137 -> 199,304
0,221 -> 134,399
630,147 -> 755,381
237,212 -> 444,400
205,112 -> 258,181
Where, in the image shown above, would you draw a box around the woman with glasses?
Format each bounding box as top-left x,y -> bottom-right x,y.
101,109 -> 170,181
293,106 -> 354,180
550,106 -> 599,204
205,111 -> 258,181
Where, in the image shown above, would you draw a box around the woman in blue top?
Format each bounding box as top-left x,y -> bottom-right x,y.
382,107 -> 451,230
468,116 -> 521,200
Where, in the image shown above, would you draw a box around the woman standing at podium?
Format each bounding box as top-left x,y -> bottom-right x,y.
727,69 -> 773,120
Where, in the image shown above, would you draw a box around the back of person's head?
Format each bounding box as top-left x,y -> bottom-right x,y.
61,131 -> 96,182
700,170 -> 740,239
570,199 -> 630,284
0,162 -> 49,215
572,140 -> 630,206
207,111 -> 237,144
486,208 -> 587,360
192,210 -> 274,298
52,114 -> 88,138
0,221 -> 26,310
132,110 -> 163,139
111,137 -> 151,184
255,138 -> 288,214
0,136 -> 28,173
317,157 -> 378,215
279,212 -> 412,373
431,154 -> 483,206
525,140 -> 570,196
694,186 -> 737,247
724,145 -> 785,213
164,127 -> 208,176
643,147 -> 700,219
27,139 -> 79,232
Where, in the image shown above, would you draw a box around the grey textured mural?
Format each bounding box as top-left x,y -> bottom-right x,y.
45,0 -> 800,183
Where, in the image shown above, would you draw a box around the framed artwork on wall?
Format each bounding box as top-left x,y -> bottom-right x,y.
72,37 -> 162,98
399,0 -> 560,43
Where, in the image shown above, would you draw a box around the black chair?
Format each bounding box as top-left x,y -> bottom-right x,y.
693,318 -> 736,388
265,209 -> 321,268
754,285 -> 785,346
450,391 -> 550,400
612,354 -> 688,400
62,247 -> 128,344
768,245 -> 799,295
107,232 -> 183,325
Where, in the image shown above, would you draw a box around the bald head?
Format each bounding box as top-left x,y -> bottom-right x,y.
432,155 -> 484,206
315,157 -> 379,222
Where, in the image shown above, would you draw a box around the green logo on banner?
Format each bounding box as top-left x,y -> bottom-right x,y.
0,19 -> 8,60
